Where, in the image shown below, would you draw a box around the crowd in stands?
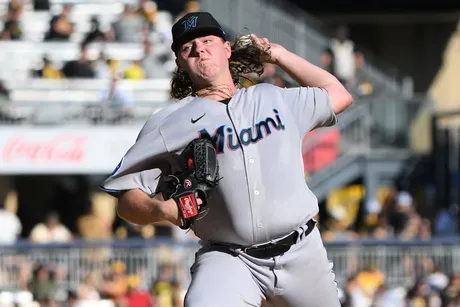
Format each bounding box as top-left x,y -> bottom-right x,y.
0,181 -> 459,306
0,0 -> 374,97
1,0 -> 177,79
0,255 -> 189,306
321,183 -> 458,246
0,0 -> 204,77
317,185 -> 460,306
2,183 -> 454,246
339,264 -> 460,307
0,200 -> 198,306
0,0 -> 203,123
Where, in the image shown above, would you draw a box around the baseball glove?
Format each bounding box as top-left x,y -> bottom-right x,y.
157,138 -> 220,229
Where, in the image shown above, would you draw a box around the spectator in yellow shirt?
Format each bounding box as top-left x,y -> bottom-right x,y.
33,56 -> 63,79
124,60 -> 146,80
355,265 -> 385,299
42,63 -> 64,79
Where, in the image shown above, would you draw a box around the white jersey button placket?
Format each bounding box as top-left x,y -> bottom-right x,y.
247,155 -> 262,234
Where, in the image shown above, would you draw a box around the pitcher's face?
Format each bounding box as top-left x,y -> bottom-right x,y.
176,35 -> 231,88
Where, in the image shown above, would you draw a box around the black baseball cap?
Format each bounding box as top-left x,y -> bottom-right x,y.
171,12 -> 227,52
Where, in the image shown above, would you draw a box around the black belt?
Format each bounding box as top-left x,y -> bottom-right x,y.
241,219 -> 316,259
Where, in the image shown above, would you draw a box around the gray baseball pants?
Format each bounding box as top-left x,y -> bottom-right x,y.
184,225 -> 340,307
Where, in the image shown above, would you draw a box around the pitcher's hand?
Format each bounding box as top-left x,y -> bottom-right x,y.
250,34 -> 287,65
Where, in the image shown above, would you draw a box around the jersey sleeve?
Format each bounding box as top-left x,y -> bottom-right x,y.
281,86 -> 338,136
101,101 -> 192,196
100,126 -> 180,196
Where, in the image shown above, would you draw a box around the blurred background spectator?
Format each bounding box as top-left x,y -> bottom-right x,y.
61,43 -> 95,78
141,39 -> 171,78
32,56 -> 64,79
123,60 -> 146,80
82,16 -> 110,45
321,25 -> 374,98
43,4 -> 73,41
112,4 -> 148,43
1,3 -> 22,40
29,212 -> 72,243
0,201 -> 22,244
328,25 -> 357,87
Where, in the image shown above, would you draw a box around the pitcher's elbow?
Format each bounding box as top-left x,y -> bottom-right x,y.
333,92 -> 353,114
344,91 -> 354,109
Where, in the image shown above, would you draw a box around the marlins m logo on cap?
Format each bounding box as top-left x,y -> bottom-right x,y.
171,12 -> 227,51
182,15 -> 198,31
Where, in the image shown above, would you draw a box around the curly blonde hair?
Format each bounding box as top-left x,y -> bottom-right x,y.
170,34 -> 269,100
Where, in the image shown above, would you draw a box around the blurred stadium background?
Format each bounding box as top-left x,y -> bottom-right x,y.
0,0 -> 459,306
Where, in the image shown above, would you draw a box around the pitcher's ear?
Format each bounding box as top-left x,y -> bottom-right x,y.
224,41 -> 231,59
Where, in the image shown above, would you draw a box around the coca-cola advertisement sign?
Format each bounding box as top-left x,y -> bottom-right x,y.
3,134 -> 87,163
0,127 -> 140,174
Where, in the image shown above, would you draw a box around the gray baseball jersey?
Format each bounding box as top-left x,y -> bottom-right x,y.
101,83 -> 336,246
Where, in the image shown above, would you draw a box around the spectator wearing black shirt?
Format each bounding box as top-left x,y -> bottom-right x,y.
61,44 -> 95,78
82,16 -> 108,45
44,4 -> 74,41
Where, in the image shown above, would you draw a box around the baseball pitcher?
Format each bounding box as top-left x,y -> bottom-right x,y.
101,11 -> 353,307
